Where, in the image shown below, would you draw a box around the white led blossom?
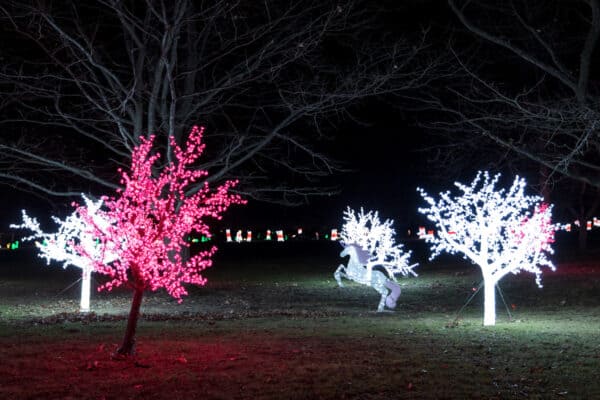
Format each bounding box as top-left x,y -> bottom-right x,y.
417,171 -> 555,326
10,194 -> 117,312
339,207 -> 418,279
335,206 -> 418,312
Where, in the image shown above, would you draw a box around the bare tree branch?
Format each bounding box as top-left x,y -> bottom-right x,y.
420,0 -> 600,190
0,0 -> 429,205
415,0 -> 600,248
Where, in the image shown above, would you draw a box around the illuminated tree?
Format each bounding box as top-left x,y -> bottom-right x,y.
335,207 -> 417,312
77,126 -> 245,355
417,171 -> 555,326
339,206 -> 418,279
10,195 -> 117,312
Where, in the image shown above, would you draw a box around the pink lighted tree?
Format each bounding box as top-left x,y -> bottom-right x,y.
77,126 -> 245,355
417,171 -> 555,326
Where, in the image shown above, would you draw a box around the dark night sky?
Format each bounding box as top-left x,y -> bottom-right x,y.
0,1 -> 591,242
1,106 -> 429,235
220,104 -> 430,233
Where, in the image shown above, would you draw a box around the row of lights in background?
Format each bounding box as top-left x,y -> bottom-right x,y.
0,233 -> 19,250
0,229 -> 341,250
554,217 -> 600,232
222,228 -> 339,242
3,218 -> 599,250
2,240 -> 19,250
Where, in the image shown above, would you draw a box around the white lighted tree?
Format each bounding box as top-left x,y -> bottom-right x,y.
339,206 -> 418,279
10,195 -> 117,312
417,171 -> 555,326
335,206 -> 417,311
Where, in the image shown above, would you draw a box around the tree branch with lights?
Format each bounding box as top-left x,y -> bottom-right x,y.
417,171 -> 555,326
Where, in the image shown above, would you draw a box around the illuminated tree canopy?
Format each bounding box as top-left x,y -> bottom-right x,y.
417,171 -> 555,326
10,194 -> 117,312
77,125 -> 245,355
339,206 -> 418,279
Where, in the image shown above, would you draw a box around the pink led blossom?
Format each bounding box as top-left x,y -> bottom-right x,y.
76,125 -> 245,355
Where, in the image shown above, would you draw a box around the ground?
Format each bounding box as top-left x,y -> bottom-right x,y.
0,241 -> 599,399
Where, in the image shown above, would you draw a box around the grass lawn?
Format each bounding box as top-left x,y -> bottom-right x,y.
0,241 -> 599,399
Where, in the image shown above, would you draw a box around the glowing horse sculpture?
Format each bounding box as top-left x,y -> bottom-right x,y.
334,206 -> 418,312
334,242 -> 404,311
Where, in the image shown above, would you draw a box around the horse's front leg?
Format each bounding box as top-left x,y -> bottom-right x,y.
334,265 -> 346,287
372,279 -> 387,312
376,292 -> 386,312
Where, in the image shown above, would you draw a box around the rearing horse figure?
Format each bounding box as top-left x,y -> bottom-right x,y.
334,242 -> 402,312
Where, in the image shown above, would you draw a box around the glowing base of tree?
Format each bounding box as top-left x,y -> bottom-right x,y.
483,279 -> 497,326
80,269 -> 92,313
